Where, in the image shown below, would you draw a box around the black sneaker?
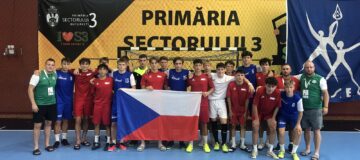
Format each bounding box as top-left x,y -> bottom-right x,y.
53,141 -> 60,148
179,142 -> 186,149
61,139 -> 70,146
103,143 -> 110,151
92,142 -> 101,150
273,143 -> 280,152
287,143 -> 293,153
166,141 -> 174,150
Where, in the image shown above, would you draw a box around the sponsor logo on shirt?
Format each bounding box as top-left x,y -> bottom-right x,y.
105,82 -> 110,85
233,87 -> 237,91
58,76 -> 67,80
292,103 -> 295,107
241,88 -> 246,91
269,97 -> 275,100
125,78 -> 130,83
86,73 -> 92,76
183,75 -> 187,80
261,96 -> 265,99
200,78 -> 206,81
157,75 -> 162,78
312,80 -> 317,84
115,78 -> 122,82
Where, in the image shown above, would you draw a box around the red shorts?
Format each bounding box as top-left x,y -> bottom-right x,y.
252,113 -> 273,121
199,105 -> 209,123
231,112 -> 246,125
92,103 -> 111,126
74,99 -> 93,117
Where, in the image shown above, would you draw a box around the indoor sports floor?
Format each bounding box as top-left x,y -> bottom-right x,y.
0,130 -> 358,160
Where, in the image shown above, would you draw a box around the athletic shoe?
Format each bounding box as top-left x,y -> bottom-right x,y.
53,141 -> 60,148
258,143 -> 265,150
292,153 -> 300,160
203,143 -> 211,153
107,143 -> 116,152
61,139 -> 70,146
221,144 -> 229,153
103,143 -> 110,151
92,142 -> 101,150
240,145 -> 252,153
274,143 -> 280,152
251,150 -> 258,159
267,151 -> 279,159
33,149 -> 41,155
214,142 -> 220,151
119,143 -> 127,150
186,143 -> 193,153
179,142 -> 186,149
166,141 -> 174,150
229,146 -> 236,152
136,144 -> 145,152
287,143 -> 293,153
278,150 -> 285,159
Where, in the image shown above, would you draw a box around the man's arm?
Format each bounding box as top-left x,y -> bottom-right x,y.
28,85 -> 38,113
322,89 -> 329,115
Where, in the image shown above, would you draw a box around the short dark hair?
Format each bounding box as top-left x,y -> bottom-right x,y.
259,58 -> 271,66
139,54 -> 147,59
235,68 -> 245,74
117,58 -> 126,64
121,56 -> 130,62
159,56 -> 168,61
173,57 -> 184,64
193,58 -> 203,65
241,50 -> 253,58
225,60 -> 235,66
216,62 -> 226,69
45,58 -> 55,64
97,63 -> 110,72
99,57 -> 109,63
79,58 -> 90,64
61,57 -> 71,64
265,77 -> 278,86
149,57 -> 158,63
281,63 -> 291,68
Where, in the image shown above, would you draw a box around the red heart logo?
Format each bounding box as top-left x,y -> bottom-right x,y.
62,32 -> 73,42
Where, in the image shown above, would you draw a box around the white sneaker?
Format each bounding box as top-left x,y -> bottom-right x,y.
251,150 -> 258,159
267,151 -> 279,159
258,143 -> 265,150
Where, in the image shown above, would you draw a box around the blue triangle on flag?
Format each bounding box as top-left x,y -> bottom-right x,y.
116,89 -> 160,140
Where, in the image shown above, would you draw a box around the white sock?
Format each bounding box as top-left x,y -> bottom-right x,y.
240,138 -> 245,147
280,144 -> 285,151
55,134 -> 60,142
292,145 -> 299,154
253,145 -> 258,152
269,144 -> 274,152
112,140 -> 116,144
189,141 -> 193,145
231,137 -> 236,147
62,133 -> 67,139
202,136 -> 208,144
94,135 -> 99,143
107,136 -> 111,143
259,138 -> 264,144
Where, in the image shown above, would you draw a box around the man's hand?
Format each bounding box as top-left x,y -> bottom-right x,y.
294,124 -> 302,135
202,91 -> 210,97
188,71 -> 193,79
323,107 -> 328,115
146,86 -> 154,91
73,68 -> 80,75
32,103 -> 39,113
90,78 -> 95,85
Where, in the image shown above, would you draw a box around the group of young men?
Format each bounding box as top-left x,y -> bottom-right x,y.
28,51 -> 329,160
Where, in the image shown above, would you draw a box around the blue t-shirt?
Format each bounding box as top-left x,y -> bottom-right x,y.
112,71 -> 133,90
168,69 -> 189,91
55,70 -> 74,104
279,92 -> 302,118
238,64 -> 257,87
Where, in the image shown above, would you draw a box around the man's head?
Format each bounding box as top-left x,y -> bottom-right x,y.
281,63 -> 292,77
117,58 -> 128,72
284,80 -> 295,95
61,58 -> 71,71
225,60 -> 235,74
79,58 -> 91,71
203,60 -> 211,72
265,77 -> 278,95
234,69 -> 245,83
149,57 -> 158,71
45,58 -> 56,72
173,57 -> 184,71
193,59 -> 203,73
241,50 -> 253,66
138,54 -> 148,68
159,56 -> 168,70
97,64 -> 110,78
304,60 -> 315,76
216,62 -> 226,77
99,57 -> 109,65
259,58 -> 271,73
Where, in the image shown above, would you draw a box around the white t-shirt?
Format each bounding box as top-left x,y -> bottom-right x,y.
209,73 -> 234,100
29,74 -> 40,86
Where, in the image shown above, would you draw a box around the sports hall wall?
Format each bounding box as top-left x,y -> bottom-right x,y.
0,0 -> 358,119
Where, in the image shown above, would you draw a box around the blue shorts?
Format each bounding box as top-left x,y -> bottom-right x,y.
277,115 -> 297,129
56,103 -> 73,120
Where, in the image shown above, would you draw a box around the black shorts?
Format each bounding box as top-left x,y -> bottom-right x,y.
33,104 -> 57,123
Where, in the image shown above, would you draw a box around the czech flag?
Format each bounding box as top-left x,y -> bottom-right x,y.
116,89 -> 202,141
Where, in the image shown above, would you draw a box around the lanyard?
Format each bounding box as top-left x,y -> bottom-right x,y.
43,70 -> 53,86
